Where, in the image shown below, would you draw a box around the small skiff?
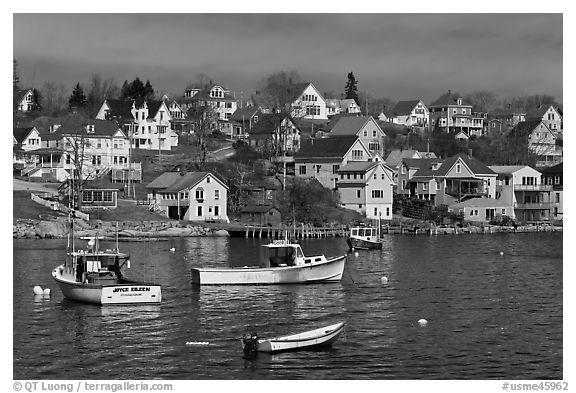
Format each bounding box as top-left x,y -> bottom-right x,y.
241,321 -> 345,356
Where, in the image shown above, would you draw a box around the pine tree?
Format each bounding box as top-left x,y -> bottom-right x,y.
13,59 -> 20,93
344,72 -> 359,104
144,80 -> 154,99
68,83 -> 88,111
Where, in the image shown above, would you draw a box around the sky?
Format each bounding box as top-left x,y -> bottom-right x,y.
12,13 -> 563,104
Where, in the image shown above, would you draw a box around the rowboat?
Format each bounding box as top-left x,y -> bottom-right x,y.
191,239 -> 346,285
241,321 -> 345,356
347,225 -> 382,250
52,221 -> 161,305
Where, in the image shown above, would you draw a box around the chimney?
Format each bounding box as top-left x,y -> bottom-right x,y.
468,149 -> 473,158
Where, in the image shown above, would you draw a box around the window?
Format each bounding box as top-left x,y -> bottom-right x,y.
373,130 -> 377,137
356,190 -> 361,198
197,206 -> 203,216
214,206 -> 220,216
456,163 -> 461,173
352,150 -> 363,160
195,188 -> 204,200
215,190 -> 220,200
142,112 -> 145,120
363,131 -> 367,137
555,193 -> 560,203
386,207 -> 390,217
315,165 -> 321,174
423,183 -> 428,191
332,165 -> 340,174
368,143 -> 380,151
501,209 -> 506,215
381,174 -> 385,180
554,176 -> 560,185
401,180 -> 406,189
299,165 -> 307,175
371,190 -> 384,198
374,174 -> 377,180
401,165 -> 406,174
207,176 -> 211,183
436,181 -> 441,191
103,191 -> 113,203
374,208 -> 378,217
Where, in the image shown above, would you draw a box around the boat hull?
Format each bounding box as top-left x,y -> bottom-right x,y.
191,256 -> 346,285
52,266 -> 162,305
247,322 -> 345,353
347,237 -> 383,250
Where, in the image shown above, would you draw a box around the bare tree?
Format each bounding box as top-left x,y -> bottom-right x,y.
87,74 -> 120,117
464,90 -> 498,113
39,82 -> 69,117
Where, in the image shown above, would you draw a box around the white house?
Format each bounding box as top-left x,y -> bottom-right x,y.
489,165 -> 552,223
526,104 -> 562,134
13,127 -> 41,151
179,83 -> 238,121
288,83 -> 329,120
510,120 -> 562,168
146,171 -> 229,222
326,98 -> 361,117
14,88 -> 37,112
96,98 -> 178,151
390,100 -> 429,128
336,161 -> 395,219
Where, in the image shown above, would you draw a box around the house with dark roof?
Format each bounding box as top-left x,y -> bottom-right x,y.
146,171 -> 229,222
428,90 -> 484,136
336,161 -> 395,220
230,106 -> 262,139
96,98 -> 178,151
17,114 -> 136,182
293,135 -> 372,189
179,82 -> 238,122
397,157 -> 443,199
287,82 -> 329,120
390,100 -> 429,128
433,153 -> 497,206
489,165 -> 553,223
14,88 -> 38,112
325,98 -> 361,117
526,104 -> 562,134
508,120 -> 562,168
163,97 -> 194,134
245,113 -> 301,155
329,116 -> 385,157
13,127 -> 41,151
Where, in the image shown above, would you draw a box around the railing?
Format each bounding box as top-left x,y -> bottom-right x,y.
514,202 -> 553,209
514,184 -> 553,191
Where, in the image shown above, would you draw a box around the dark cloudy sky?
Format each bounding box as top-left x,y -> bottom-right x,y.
13,13 -> 563,103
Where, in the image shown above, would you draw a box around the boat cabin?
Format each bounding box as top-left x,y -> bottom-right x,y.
71,250 -> 128,285
350,227 -> 379,239
258,240 -> 324,268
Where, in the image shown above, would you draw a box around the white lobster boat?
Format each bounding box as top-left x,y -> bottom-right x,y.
241,322 -> 345,355
52,224 -> 161,305
347,226 -> 383,250
191,239 -> 346,285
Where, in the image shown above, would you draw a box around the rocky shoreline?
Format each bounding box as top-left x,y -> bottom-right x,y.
13,218 -> 229,239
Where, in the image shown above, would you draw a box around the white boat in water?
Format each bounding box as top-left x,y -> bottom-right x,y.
241,321 -> 345,356
52,221 -> 161,305
190,239 -> 346,285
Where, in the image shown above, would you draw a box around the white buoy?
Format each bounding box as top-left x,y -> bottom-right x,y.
381,276 -> 388,284
170,247 -> 176,252
43,288 -> 51,296
418,318 -> 428,327
33,286 -> 43,295
351,247 -> 355,252
354,252 -> 359,257
499,251 -> 504,256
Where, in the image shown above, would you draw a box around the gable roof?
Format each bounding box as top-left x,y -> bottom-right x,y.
391,100 -> 422,116
337,161 -> 379,172
146,171 -> 228,191
247,113 -> 279,136
32,114 -> 122,139
231,106 -> 260,122
429,90 -> 471,107
294,135 -> 359,160
404,158 -> 443,175
330,116 -> 376,136
509,120 -> 548,138
434,154 -> 496,177
526,104 -> 559,119
489,165 -> 534,175
104,99 -> 134,119
13,127 -> 36,143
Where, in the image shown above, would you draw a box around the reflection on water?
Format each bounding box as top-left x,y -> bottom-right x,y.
13,233 -> 562,379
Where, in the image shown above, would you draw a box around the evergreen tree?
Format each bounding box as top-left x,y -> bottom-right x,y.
144,80 -> 154,99
13,59 -> 20,93
120,77 -> 153,100
120,80 -> 130,99
31,88 -> 42,111
344,71 -> 359,104
68,82 -> 88,111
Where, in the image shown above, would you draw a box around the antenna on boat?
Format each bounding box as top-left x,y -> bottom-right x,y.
115,222 -> 119,252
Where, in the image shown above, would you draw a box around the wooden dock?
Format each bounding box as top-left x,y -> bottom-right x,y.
227,224 -> 349,239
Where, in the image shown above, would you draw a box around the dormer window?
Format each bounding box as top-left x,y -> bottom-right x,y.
457,98 -> 462,105
87,125 -> 95,134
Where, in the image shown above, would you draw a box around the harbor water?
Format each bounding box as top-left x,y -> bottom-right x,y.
13,232 -> 562,379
